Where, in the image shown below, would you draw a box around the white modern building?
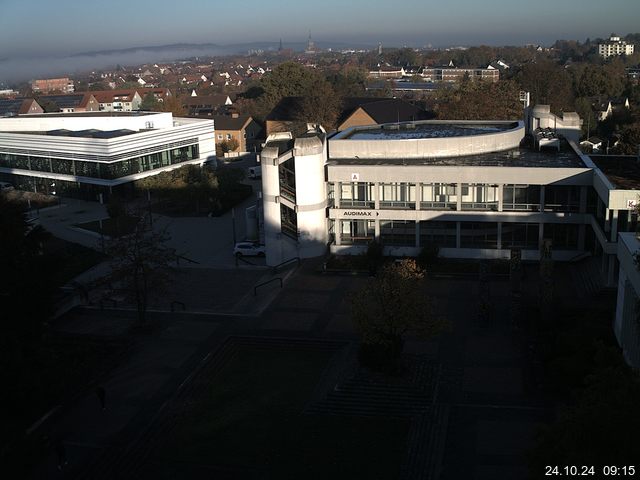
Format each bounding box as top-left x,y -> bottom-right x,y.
0,111 -> 215,197
599,34 -> 635,58
260,106 -> 640,366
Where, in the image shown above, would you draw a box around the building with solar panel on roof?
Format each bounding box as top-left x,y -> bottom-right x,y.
0,111 -> 215,198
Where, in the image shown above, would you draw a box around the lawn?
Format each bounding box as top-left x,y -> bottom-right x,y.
42,237 -> 106,286
148,344 -> 409,479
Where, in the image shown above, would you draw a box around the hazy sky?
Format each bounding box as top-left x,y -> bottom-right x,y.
1,0 -> 638,58
0,0 -> 638,83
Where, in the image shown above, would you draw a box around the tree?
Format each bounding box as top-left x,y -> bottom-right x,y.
297,77 -> 340,130
140,92 -> 159,111
220,138 -> 240,154
351,259 -> 447,372
516,61 -> 574,113
436,79 -> 522,120
160,95 -> 187,116
106,216 -> 175,326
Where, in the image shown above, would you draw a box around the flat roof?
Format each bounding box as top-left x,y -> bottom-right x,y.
17,111 -> 159,118
340,122 -> 517,140
328,144 -> 585,168
590,155 -> 640,189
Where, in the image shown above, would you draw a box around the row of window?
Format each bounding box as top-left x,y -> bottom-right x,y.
332,182 -> 582,212
337,220 -> 580,250
0,145 -> 198,180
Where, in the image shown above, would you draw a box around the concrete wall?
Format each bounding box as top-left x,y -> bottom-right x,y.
0,112 -> 174,132
329,120 -> 524,159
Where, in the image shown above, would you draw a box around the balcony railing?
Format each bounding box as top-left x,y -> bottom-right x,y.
340,235 -> 374,245
543,204 -> 580,213
461,202 -> 499,211
379,200 -> 416,210
502,203 -> 540,212
420,201 -> 457,210
339,200 -> 375,209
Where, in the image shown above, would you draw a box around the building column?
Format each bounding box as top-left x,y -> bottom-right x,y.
416,183 -> 422,211
538,222 -> 545,251
498,184 -> 504,212
608,254 -> 616,287
456,222 -> 461,248
373,182 -> 380,210
335,219 -> 341,246
578,224 -> 586,251
457,183 -> 463,211
374,219 -> 380,241
415,221 -> 421,248
579,186 -> 587,214
611,210 -> 619,242
497,222 -> 502,249
539,185 -> 545,212
336,182 -> 342,207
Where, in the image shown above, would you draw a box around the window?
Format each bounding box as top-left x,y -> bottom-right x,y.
226,134 -> 232,140
461,184 -> 498,210
380,220 -> 416,246
379,183 -> 415,209
420,221 -> 456,248
421,183 -> 457,210
340,220 -> 375,245
340,182 -> 374,208
460,222 -> 498,249
503,185 -> 540,211
217,134 -> 223,140
502,223 -> 539,249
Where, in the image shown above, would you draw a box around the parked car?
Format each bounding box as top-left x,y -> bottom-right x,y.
233,242 -> 265,257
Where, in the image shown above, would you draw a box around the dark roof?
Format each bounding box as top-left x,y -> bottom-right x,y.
183,95 -> 231,107
339,97 -> 431,127
45,129 -> 136,139
39,94 -> 91,109
0,98 -> 34,116
211,114 -> 252,130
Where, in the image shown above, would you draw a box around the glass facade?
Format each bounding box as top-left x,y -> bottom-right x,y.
340,219 -> 375,245
280,204 -> 298,239
421,183 -> 457,210
544,186 -> 580,212
461,184 -> 499,210
460,222 -> 499,248
419,221 -> 457,248
340,182 -> 375,208
0,144 -> 199,181
501,223 -> 539,249
379,183 -> 416,209
279,158 -> 296,203
543,223 -> 579,249
380,220 -> 415,246
503,184 -> 540,211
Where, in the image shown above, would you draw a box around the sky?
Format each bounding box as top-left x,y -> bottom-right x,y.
0,0 -> 639,81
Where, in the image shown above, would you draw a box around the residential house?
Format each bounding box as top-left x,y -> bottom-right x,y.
212,114 -> 262,152
337,97 -> 432,131
184,95 -> 234,116
599,34 -> 635,58
0,98 -> 43,116
31,77 -> 75,94
421,62 -> 499,83
92,90 -> 143,112
38,93 -> 100,113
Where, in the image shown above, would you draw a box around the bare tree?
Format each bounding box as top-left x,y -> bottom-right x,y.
106,216 -> 175,326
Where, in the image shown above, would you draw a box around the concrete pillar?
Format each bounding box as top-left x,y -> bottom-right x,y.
498,184 -> 504,212
608,255 -> 616,287
539,186 -> 545,212
416,183 -> 422,211
578,224 -> 586,251
374,219 -> 381,241
335,220 -> 342,246
374,182 -> 380,210
457,183 -> 463,211
611,210 -> 619,242
497,222 -> 502,249
538,222 -> 544,250
579,186 -> 587,214
336,182 -> 342,207
415,221 -> 421,248
597,199 -> 603,220
456,221 -> 461,248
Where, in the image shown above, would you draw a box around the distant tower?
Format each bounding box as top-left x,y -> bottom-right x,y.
278,38 -> 283,52
306,31 -> 316,54
378,42 -> 383,55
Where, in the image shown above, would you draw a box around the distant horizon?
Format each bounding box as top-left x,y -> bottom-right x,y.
1,31 -> 638,85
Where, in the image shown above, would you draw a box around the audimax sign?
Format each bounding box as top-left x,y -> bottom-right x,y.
343,211 -> 380,217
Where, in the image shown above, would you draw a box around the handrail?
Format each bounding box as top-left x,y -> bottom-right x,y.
170,300 -> 186,312
254,277 -> 283,296
176,254 -> 200,265
271,256 -> 300,274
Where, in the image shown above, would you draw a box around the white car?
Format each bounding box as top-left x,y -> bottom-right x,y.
233,242 -> 265,257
